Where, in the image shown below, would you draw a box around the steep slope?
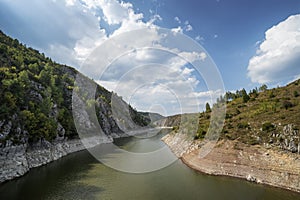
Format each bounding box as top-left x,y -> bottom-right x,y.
0,30 -> 149,182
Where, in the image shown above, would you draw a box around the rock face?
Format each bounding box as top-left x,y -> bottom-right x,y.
161,132 -> 198,157
0,137 -> 109,183
280,124 -> 300,153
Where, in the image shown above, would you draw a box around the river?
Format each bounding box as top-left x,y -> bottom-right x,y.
0,131 -> 299,200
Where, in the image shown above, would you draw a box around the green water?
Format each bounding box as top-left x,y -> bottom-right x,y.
0,133 -> 300,200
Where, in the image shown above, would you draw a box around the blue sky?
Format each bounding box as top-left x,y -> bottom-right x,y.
0,0 -> 300,115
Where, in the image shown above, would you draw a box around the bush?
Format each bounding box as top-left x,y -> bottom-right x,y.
249,138 -> 260,145
269,91 -> 275,98
237,122 -> 250,129
282,101 -> 293,110
262,122 -> 275,132
172,126 -> 179,133
194,128 -> 207,140
225,113 -> 232,119
294,91 -> 299,97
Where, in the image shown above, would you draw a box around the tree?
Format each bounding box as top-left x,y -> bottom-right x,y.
225,91 -> 236,101
205,102 -> 211,113
249,87 -> 258,98
241,88 -> 250,103
294,91 -> 299,97
259,84 -> 268,92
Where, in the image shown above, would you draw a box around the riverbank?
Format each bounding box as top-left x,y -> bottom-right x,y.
0,128 -> 165,183
0,135 -> 113,183
162,133 -> 300,193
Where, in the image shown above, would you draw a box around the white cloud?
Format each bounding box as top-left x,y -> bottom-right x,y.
94,46 -> 211,115
178,51 -> 207,62
100,0 -> 135,25
195,35 -> 204,42
255,40 -> 261,47
174,16 -> 181,24
65,0 -> 76,6
148,14 -> 162,24
174,20 -> 193,32
171,26 -> 183,34
73,31 -> 106,63
247,14 -> 300,84
185,24 -> 193,32
0,0 -> 221,115
0,0 -> 109,68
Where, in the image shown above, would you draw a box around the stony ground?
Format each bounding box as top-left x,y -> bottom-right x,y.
163,133 -> 300,193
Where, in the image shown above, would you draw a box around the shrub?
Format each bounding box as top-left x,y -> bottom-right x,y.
249,138 -> 260,145
269,91 -> 275,98
172,126 -> 179,133
282,101 -> 293,110
237,122 -> 249,129
225,113 -> 232,119
294,91 -> 299,97
262,122 -> 275,132
194,128 -> 207,140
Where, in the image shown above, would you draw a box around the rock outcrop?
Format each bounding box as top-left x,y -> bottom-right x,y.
0,137 -> 111,183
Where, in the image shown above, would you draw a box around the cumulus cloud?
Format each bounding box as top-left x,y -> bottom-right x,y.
95,46 -> 212,115
0,0 -> 222,115
247,14 -> 300,84
0,0 -> 108,68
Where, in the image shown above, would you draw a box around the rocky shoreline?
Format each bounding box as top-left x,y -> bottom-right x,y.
162,132 -> 300,193
0,128 -> 158,184
0,136 -> 113,183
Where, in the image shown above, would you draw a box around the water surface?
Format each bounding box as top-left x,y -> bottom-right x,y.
0,132 -> 299,200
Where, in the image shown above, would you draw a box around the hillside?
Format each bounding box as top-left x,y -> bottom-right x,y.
163,81 -> 300,153
161,80 -> 300,192
0,30 -> 149,147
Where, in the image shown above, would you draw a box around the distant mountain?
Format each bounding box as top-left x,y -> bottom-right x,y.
0,30 -> 149,147
138,112 -> 164,124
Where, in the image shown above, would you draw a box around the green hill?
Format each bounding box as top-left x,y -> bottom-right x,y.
0,30 -> 149,147
165,81 -> 300,153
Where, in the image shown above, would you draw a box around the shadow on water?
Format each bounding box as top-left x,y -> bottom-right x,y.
0,150 -> 104,200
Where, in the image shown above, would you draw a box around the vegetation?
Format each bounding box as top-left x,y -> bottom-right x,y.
0,30 -> 148,146
166,80 -> 300,150
262,122 -> 275,132
205,102 -> 211,113
215,82 -> 300,146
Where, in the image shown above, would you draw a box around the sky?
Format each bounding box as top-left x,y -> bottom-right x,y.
0,0 -> 300,115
